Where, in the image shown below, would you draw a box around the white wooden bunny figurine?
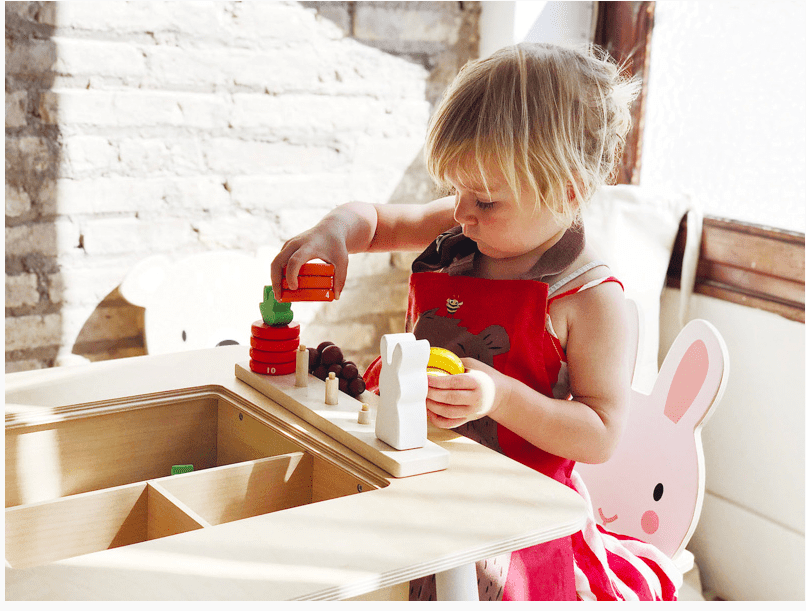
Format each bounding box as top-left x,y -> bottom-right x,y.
375,333 -> 431,450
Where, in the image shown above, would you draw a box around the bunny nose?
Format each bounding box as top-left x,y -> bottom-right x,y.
641,510 -> 659,534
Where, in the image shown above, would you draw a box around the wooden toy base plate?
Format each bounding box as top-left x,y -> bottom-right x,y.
234,362 -> 449,478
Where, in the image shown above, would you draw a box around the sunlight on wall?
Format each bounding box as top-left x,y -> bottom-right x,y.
479,1 -> 594,58
642,1 -> 806,232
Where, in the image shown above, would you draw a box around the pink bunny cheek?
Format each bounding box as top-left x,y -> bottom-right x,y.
641,510 -> 659,534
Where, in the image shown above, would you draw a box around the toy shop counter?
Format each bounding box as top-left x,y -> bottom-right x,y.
5,345 -> 586,601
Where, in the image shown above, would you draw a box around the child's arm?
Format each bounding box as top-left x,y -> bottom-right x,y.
270,197 -> 455,299
426,282 -> 631,464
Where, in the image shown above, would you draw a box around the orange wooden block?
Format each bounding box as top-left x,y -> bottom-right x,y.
276,288 -> 335,303
249,360 -> 296,376
251,321 -> 300,341
249,336 -> 300,352
249,348 -> 297,365
281,276 -> 334,290
295,262 -> 335,277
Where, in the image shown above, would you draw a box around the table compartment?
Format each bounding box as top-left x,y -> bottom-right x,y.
5,449 -> 372,570
5,396 -> 304,508
153,451 -> 368,526
4,480 -> 206,569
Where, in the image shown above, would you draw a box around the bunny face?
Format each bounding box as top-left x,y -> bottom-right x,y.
586,391 -> 704,556
575,321 -> 728,559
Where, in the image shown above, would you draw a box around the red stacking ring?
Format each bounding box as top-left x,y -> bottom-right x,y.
251,320 -> 300,340
249,347 -> 297,364
249,360 -> 296,376
249,336 -> 300,352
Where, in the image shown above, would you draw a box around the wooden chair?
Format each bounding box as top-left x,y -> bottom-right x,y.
575,304 -> 729,575
120,250 -> 267,354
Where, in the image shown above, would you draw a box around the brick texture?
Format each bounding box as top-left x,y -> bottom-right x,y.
5,1 -> 480,372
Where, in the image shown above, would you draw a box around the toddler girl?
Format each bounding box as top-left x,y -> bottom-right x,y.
271,43 -> 681,601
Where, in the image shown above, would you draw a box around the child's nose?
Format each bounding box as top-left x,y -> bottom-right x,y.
453,195 -> 476,225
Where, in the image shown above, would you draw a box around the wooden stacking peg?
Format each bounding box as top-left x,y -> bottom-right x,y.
325,372 -> 339,405
295,345 -> 309,387
357,403 -> 371,425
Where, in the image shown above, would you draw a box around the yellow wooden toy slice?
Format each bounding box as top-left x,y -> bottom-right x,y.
427,347 -> 464,376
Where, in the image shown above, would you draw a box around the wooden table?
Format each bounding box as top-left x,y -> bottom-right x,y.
5,346 -> 586,600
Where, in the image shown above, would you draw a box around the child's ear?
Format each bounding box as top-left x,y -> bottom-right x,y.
566,181 -> 577,202
565,182 -> 584,221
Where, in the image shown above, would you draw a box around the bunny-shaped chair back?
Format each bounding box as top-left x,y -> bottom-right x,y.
575,318 -> 729,561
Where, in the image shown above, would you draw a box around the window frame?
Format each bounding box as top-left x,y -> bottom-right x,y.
594,1 -> 805,323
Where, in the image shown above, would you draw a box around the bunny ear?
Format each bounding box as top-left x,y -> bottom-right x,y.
664,340 -> 709,423
380,333 -> 416,366
659,319 -> 729,428
392,338 -> 430,371
119,255 -> 171,308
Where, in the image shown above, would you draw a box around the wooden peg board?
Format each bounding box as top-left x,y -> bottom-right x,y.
234,363 -> 449,478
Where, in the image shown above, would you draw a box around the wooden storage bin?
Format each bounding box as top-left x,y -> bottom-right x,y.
5,449 -> 369,570
153,452 -> 366,526
5,386 -> 376,571
5,395 -> 303,508
4,480 -> 207,569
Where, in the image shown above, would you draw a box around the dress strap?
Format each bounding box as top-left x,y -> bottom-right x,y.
547,260 -> 608,297
548,276 -> 624,307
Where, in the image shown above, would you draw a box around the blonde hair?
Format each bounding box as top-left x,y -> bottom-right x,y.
426,43 -> 640,228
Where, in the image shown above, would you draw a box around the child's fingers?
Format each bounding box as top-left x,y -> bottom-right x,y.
463,368 -> 496,416
333,266 -> 347,300
427,368 -> 496,418
426,386 -> 474,410
427,371 -> 479,391
427,408 -> 467,430
325,252 -> 348,300
427,372 -> 481,409
270,247 -> 294,298
282,252 -> 309,292
426,396 -> 472,419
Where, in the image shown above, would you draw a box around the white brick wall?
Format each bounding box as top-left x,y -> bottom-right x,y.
6,0 -> 478,372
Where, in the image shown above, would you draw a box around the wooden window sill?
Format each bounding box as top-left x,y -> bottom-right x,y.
666,216 -> 805,323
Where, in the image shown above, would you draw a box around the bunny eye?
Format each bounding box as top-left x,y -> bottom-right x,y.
182,330 -> 187,342
653,483 -> 664,502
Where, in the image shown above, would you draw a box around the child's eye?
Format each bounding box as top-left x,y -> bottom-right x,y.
475,199 -> 495,211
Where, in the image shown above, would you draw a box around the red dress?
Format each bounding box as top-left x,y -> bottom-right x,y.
364,225 -> 680,601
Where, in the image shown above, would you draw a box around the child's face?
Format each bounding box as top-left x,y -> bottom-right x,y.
446,162 -> 566,263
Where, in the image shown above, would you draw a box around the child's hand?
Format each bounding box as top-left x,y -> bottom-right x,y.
426,358 -> 511,429
270,220 -> 349,300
